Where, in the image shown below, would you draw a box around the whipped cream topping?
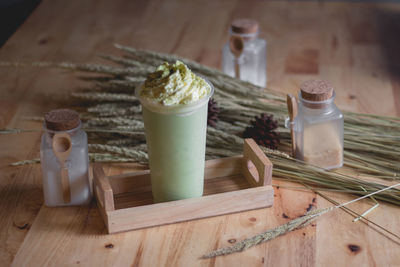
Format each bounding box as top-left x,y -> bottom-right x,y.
140,61 -> 211,105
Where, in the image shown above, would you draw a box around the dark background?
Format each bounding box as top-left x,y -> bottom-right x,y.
0,0 -> 41,47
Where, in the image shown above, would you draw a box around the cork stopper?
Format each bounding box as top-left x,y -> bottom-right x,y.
231,19 -> 259,34
45,109 -> 80,131
300,80 -> 334,101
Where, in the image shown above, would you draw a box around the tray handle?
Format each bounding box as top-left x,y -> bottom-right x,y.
242,138 -> 273,187
93,163 -> 115,211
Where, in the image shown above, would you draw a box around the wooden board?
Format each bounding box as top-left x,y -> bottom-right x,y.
1,0 -> 400,266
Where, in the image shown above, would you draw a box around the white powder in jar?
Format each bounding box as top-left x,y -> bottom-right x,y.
301,122 -> 343,169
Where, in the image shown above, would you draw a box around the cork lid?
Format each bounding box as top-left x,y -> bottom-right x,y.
300,80 -> 334,101
45,109 -> 80,131
231,19 -> 259,34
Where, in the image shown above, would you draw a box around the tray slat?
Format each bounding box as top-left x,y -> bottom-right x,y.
107,185 -> 273,233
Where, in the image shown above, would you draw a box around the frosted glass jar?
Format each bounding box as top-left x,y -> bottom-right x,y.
222,19 -> 267,87
287,80 -> 344,170
40,109 -> 91,206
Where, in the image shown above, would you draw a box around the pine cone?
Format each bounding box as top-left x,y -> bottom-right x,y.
243,113 -> 280,149
208,98 -> 220,127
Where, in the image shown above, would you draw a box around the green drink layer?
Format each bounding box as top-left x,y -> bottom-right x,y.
142,104 -> 208,202
137,61 -> 213,202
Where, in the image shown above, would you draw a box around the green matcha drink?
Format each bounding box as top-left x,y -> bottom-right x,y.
137,61 -> 213,203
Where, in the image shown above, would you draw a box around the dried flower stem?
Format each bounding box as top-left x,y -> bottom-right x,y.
2,46 -> 400,205
0,128 -> 40,134
0,61 -> 149,76
202,183 -> 400,258
10,158 -> 40,166
88,144 -> 148,163
72,92 -> 138,102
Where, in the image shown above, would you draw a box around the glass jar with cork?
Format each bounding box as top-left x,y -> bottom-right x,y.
40,109 -> 91,206
286,80 -> 344,169
222,18 -> 267,87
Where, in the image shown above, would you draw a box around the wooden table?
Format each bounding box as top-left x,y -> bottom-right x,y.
1,0 -> 400,266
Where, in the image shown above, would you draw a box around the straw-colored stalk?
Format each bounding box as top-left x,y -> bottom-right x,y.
202,183 -> 400,258
1,45 -> 400,205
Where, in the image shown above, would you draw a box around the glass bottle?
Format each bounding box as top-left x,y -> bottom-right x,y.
286,80 -> 344,169
222,18 -> 267,87
40,109 -> 91,206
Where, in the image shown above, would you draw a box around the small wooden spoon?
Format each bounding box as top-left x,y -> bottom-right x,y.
286,94 -> 298,157
229,35 -> 244,79
52,133 -> 72,203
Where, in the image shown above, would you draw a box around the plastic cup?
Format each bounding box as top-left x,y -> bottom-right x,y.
136,79 -> 214,203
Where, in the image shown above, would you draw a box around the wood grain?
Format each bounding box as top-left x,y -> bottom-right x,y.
1,0 -> 400,266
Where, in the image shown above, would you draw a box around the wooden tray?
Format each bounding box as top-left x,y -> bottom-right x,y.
93,139 -> 274,234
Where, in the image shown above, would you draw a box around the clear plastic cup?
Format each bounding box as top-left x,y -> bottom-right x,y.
136,79 -> 214,202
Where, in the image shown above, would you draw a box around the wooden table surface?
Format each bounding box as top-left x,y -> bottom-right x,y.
1,0 -> 400,266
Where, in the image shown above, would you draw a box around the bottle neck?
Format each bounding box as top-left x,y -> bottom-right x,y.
299,92 -> 336,111
229,29 -> 259,41
43,123 -> 82,138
